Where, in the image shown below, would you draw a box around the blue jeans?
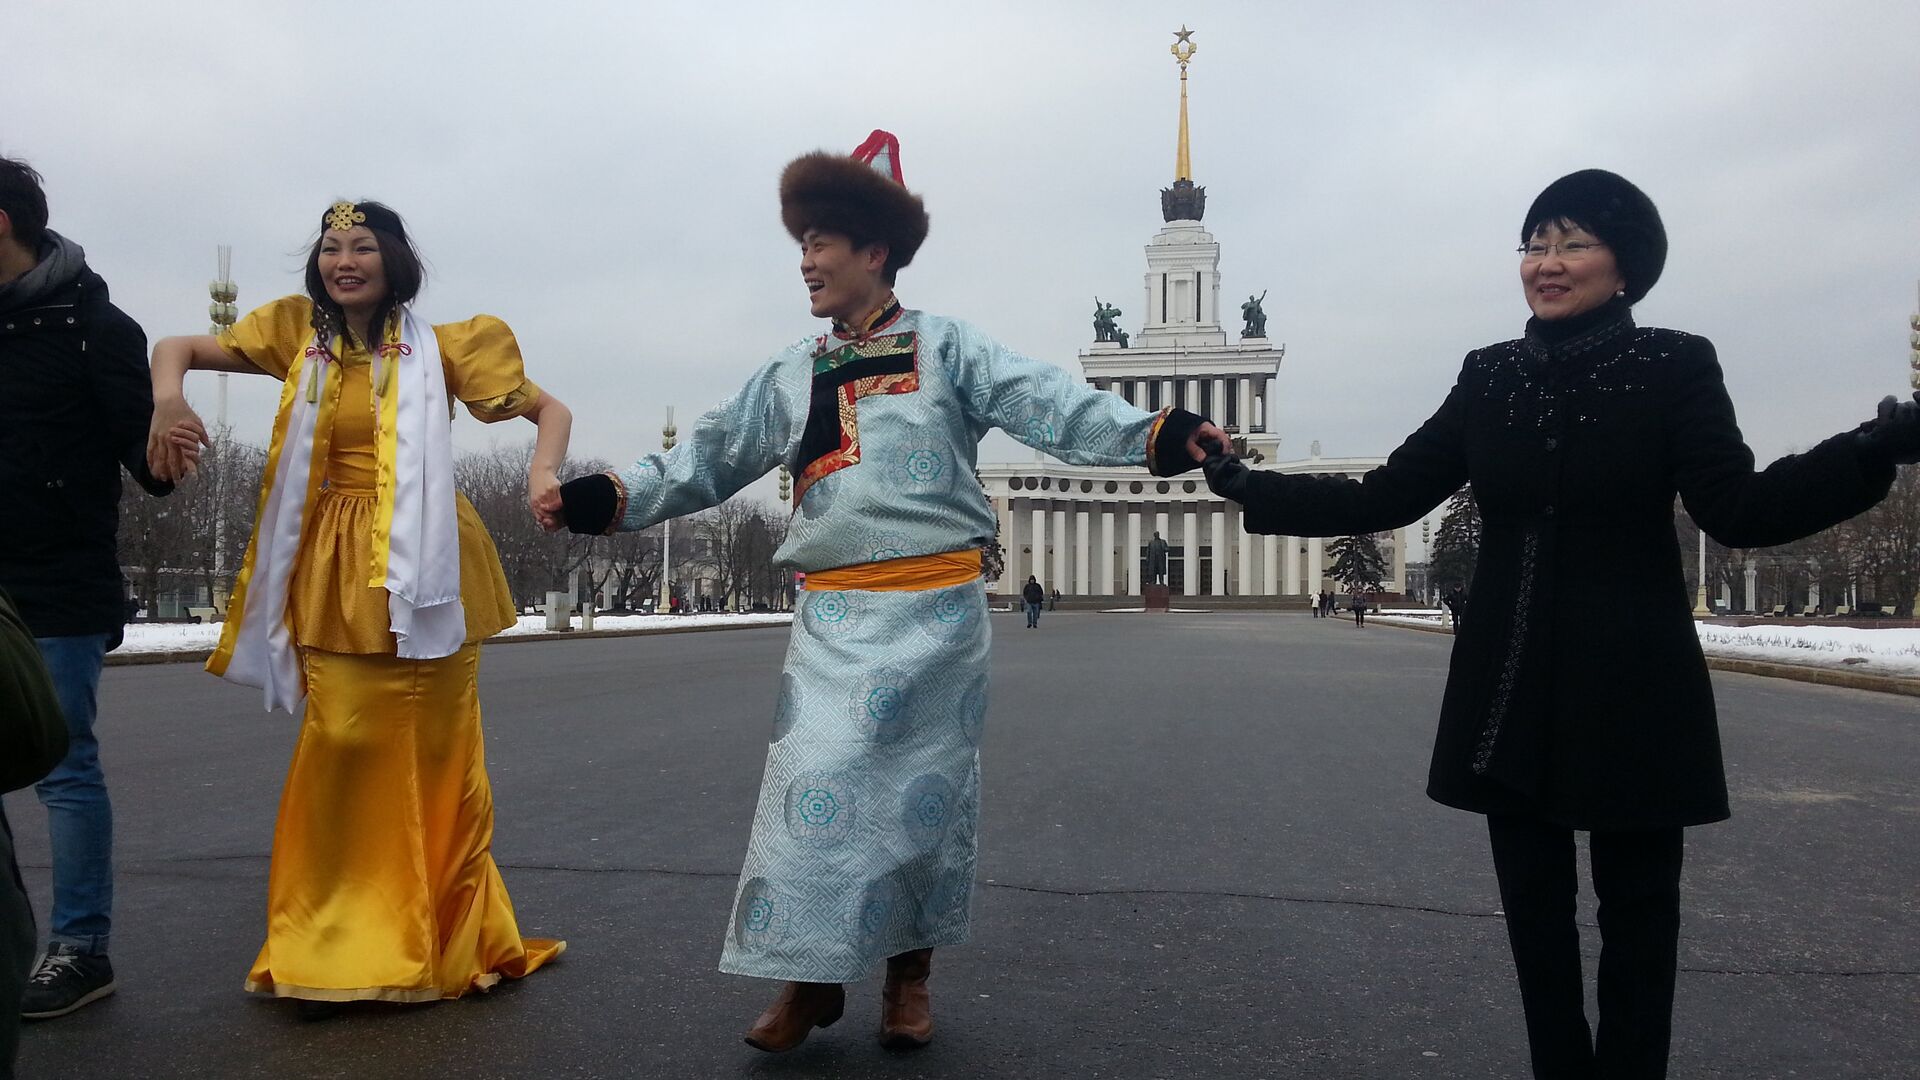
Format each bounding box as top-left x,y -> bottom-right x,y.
1024,601 -> 1041,627
32,635 -> 112,955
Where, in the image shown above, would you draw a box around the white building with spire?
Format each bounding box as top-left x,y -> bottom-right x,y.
978,33 -> 1406,603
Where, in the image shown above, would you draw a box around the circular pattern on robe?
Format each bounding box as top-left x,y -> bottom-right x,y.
921,589 -> 978,644
732,877 -> 791,950
848,878 -> 900,946
1024,414 -> 1058,446
900,773 -> 959,849
770,672 -> 801,742
862,530 -> 912,563
803,590 -> 861,639
959,676 -> 988,745
898,447 -> 947,485
785,773 -> 859,846
849,668 -> 913,742
914,867 -> 972,936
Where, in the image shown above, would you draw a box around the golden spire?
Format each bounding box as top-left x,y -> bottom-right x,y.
1171,26 -> 1197,182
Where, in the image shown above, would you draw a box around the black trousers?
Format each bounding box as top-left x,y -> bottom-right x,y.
1487,815 -> 1684,1080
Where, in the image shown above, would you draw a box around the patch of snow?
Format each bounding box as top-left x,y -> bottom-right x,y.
1374,614 -> 1920,678
114,612 -> 794,655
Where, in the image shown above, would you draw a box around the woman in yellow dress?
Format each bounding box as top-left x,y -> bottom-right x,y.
147,200 -> 567,1010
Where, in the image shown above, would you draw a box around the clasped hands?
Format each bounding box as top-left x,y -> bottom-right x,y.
1857,391 -> 1920,466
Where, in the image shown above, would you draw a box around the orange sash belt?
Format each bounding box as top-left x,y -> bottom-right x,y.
804,549 -> 982,592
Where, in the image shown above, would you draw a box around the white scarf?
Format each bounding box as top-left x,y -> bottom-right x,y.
213,308 -> 464,713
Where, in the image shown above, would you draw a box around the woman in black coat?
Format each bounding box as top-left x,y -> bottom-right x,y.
1203,169 -> 1920,1079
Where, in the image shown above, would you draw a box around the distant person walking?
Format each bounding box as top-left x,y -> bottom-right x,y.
1350,590 -> 1367,628
1022,576 -> 1045,629
0,157 -> 174,1021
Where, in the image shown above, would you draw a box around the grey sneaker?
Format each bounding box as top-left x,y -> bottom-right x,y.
21,943 -> 116,1020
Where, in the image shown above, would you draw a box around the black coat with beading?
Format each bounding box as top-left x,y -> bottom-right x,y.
1232,306 -> 1891,830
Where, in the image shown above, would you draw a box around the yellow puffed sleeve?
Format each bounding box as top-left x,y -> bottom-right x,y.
433,315 -> 543,423
216,295 -> 314,381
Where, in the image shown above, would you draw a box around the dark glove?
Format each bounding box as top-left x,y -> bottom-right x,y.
1202,452 -> 1252,502
1854,391 -> 1920,466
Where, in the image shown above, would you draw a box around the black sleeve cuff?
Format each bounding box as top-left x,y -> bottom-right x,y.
560,472 -> 621,536
1149,407 -> 1209,477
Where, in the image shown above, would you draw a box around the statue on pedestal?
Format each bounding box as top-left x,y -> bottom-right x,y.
1240,290 -> 1268,339
1146,531 -> 1170,585
1092,298 -> 1129,348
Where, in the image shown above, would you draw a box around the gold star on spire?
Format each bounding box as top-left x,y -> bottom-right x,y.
1174,26 -> 1194,44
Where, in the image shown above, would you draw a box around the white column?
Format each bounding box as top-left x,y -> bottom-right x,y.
1002,501 -> 1021,596
1262,533 -> 1280,596
1099,510 -> 1116,595
1282,535 -> 1300,595
1125,510 -> 1142,595
1052,508 -> 1069,593
1030,506 -> 1047,590
1211,379 -> 1227,425
1185,378 -> 1200,415
1161,379 -> 1176,412
1238,378 -> 1253,434
1306,536 -> 1324,592
1074,508 -> 1091,595
1182,510 -> 1200,597
1236,509 -> 1254,597
1209,510 -> 1227,596
1131,381 -> 1149,410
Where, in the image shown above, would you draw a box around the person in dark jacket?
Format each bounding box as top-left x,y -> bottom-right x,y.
0,585 -> 70,1077
1202,169 -> 1919,1079
1021,576 -> 1045,628
0,157 -> 172,1020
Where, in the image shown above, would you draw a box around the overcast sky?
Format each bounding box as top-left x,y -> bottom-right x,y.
8,0 -> 1919,531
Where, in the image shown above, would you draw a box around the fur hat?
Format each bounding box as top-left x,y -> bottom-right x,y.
1522,169 -> 1667,304
780,131 -> 929,275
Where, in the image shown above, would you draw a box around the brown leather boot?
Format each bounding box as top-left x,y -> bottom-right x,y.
742,981 -> 845,1053
879,948 -> 934,1049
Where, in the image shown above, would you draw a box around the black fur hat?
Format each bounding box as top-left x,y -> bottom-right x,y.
780,132 -> 929,276
1522,169 -> 1667,303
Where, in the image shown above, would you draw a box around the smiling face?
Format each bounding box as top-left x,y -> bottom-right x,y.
799,228 -> 891,322
317,225 -> 389,317
1520,219 -> 1626,321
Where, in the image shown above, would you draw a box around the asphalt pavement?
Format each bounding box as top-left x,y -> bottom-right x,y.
7,612 -> 1916,1079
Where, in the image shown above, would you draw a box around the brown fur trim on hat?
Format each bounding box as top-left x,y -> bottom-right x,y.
780,151 -> 929,274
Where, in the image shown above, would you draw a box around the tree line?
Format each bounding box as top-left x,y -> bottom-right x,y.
1422,467 -> 1920,616
117,438 -> 794,617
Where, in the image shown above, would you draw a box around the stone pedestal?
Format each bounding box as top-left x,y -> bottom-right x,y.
1144,584 -> 1172,612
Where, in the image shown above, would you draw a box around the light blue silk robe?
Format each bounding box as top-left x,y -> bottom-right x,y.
607,308 -> 1169,981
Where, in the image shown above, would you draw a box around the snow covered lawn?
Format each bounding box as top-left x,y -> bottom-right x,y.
1373,612 -> 1920,678
114,612 -> 794,656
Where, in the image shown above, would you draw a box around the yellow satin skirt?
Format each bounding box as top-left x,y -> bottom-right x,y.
244,645 -> 564,1002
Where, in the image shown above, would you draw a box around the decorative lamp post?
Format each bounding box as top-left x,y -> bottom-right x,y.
778,465 -> 795,611
1421,518 -> 1432,604
1908,280 -> 1920,391
660,407 -> 677,611
208,246 -> 238,430
208,246 -> 239,610
1694,527 -> 1710,616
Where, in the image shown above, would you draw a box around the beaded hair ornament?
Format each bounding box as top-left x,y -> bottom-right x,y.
321,200 -> 406,238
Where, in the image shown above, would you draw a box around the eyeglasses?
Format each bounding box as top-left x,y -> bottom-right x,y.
1518,240 -> 1608,261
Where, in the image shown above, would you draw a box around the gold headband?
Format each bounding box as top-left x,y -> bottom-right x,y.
325,201 -> 367,232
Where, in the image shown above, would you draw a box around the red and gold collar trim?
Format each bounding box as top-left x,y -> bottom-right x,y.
831,294 -> 903,341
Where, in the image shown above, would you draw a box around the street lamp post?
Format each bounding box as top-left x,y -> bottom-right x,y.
659,408 -> 677,612
208,247 -> 239,613
1694,527 -> 1710,616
